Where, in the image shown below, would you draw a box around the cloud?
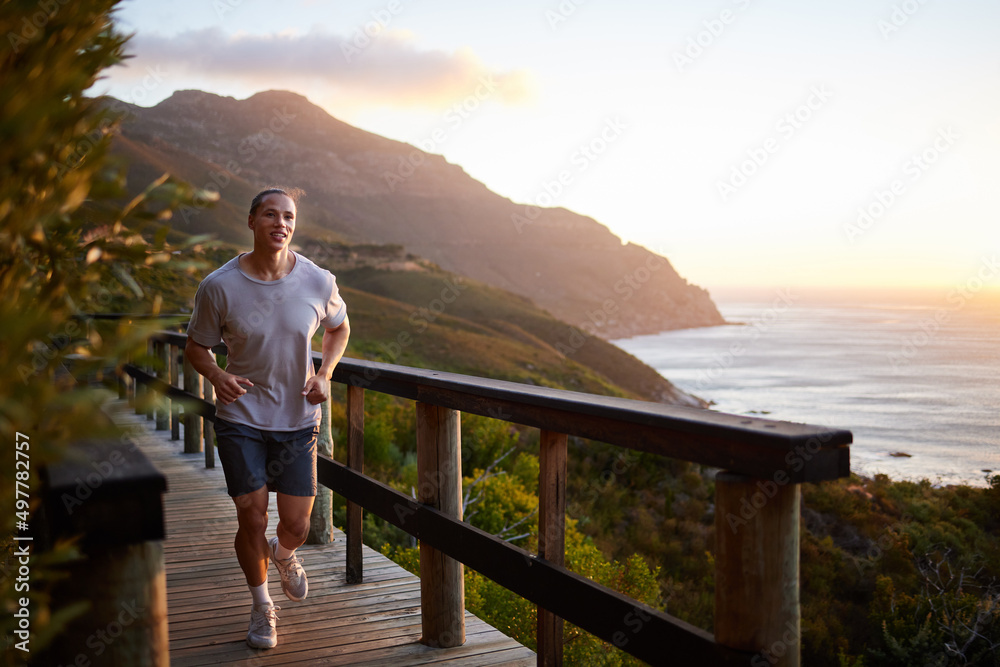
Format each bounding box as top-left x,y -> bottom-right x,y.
123,27 -> 536,110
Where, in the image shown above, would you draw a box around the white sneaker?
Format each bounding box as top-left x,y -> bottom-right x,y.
246,603 -> 279,649
270,536 -> 308,601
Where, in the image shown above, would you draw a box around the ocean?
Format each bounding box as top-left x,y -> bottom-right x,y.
614,290 -> 1000,487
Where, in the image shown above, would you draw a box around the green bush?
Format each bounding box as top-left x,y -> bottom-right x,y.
1,0 -> 204,659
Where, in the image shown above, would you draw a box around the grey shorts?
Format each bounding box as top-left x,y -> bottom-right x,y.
214,419 -> 319,497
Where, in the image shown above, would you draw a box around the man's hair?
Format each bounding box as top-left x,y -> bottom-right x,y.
249,186 -> 306,216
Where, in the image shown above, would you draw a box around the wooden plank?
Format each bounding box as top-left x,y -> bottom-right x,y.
415,386 -> 849,483
146,334 -> 853,482
104,399 -> 533,667
327,356 -> 851,448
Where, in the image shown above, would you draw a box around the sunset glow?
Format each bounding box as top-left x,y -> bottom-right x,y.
99,0 -> 1000,295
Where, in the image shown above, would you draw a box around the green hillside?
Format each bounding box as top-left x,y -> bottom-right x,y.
338,263 -> 702,406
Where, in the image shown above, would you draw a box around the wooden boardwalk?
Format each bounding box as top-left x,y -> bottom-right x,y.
111,401 -> 535,666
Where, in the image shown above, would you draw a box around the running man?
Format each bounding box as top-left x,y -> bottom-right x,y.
184,186 -> 350,649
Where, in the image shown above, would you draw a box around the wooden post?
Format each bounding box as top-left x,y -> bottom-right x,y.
170,345 -> 180,441
715,471 -> 801,667
145,340 -> 155,421
124,349 -> 134,406
134,346 -> 144,416
155,341 -> 169,432
182,355 -> 202,454
416,402 -> 465,648
345,385 -> 365,582
44,542 -> 169,666
34,438 -> 168,666
202,376 -> 215,468
308,398 -> 335,545
537,430 -> 568,666
118,366 -> 127,401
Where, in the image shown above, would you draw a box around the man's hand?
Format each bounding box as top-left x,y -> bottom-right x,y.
302,375 -> 329,405
214,372 -> 254,406
184,338 -> 253,406
304,318 -> 349,405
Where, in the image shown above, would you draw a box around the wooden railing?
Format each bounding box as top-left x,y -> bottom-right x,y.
124,330 -> 852,667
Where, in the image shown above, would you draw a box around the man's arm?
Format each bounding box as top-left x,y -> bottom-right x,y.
184,338 -> 254,406
302,315 -> 351,405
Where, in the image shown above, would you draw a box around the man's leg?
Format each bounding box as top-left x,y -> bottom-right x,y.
270,493 -> 314,601
268,423 -> 318,602
233,486 -> 270,586
275,492 -> 315,552
233,485 -> 281,650
215,418 -> 280,649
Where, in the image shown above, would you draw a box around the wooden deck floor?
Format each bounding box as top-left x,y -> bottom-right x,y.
111,401 -> 535,666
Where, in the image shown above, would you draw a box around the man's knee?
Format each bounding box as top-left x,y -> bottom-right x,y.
233,489 -> 268,534
237,509 -> 268,535
276,494 -> 313,540
281,516 -> 310,540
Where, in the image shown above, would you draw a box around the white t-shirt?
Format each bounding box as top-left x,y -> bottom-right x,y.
187,252 -> 347,431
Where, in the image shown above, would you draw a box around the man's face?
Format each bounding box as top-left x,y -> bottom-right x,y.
249,193 -> 296,252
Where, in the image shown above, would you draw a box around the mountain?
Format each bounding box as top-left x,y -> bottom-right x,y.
107,89 -> 724,339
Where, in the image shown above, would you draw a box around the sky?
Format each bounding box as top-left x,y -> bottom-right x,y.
98,0 -> 1000,298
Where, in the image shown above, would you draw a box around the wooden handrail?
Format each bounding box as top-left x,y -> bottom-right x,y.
123,328 -> 852,667
141,330 -> 851,482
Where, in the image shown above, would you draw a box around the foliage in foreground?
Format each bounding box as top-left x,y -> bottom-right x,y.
1,0 -> 205,660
